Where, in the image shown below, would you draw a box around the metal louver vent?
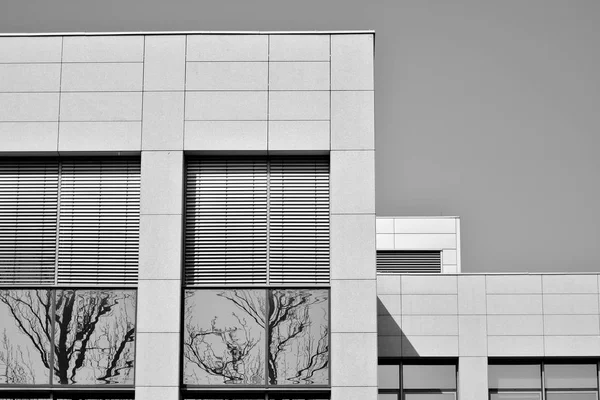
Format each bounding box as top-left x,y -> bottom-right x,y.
0,161 -> 59,285
57,160 -> 140,285
377,250 -> 442,274
185,158 -> 268,285
185,157 -> 330,286
0,159 -> 140,286
268,157 -> 329,284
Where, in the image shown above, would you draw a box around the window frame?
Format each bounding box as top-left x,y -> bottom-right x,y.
488,359 -> 600,400
377,358 -> 458,400
0,156 -> 141,287
0,286 -> 138,390
181,287 -> 331,391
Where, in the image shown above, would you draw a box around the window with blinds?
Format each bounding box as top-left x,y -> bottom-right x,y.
0,161 -> 59,285
0,159 -> 140,286
376,250 -> 442,274
185,156 -> 329,286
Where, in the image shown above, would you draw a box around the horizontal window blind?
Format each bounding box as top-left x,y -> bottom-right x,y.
185,157 -> 329,286
377,250 -> 441,274
0,161 -> 58,285
57,160 -> 140,285
0,159 -> 140,286
268,157 -> 329,284
185,159 -> 268,285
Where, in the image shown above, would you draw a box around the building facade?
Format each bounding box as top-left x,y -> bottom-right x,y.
0,32 -> 376,400
0,31 -> 599,400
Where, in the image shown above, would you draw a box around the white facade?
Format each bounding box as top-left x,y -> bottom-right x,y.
0,32 -> 376,400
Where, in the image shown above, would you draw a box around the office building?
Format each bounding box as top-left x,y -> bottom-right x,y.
0,32 -> 597,400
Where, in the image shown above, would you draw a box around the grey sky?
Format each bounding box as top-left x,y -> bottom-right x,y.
2,0 -> 599,273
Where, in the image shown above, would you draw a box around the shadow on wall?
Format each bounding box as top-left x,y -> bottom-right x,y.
377,297 -> 418,357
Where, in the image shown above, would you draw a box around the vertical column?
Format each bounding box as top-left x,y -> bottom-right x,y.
136,35 -> 186,400
458,275 -> 489,400
459,357 -> 488,400
330,33 -> 377,400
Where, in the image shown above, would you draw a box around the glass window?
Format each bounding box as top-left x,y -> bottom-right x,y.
269,289 -> 329,385
546,393 -> 597,400
0,289 -> 53,385
183,289 -> 266,385
488,364 -> 542,389
53,289 -> 136,385
378,365 -> 400,389
378,362 -> 456,400
490,394 -> 542,400
404,394 -> 456,400
403,364 -> 456,390
0,288 -> 136,387
545,364 -> 598,389
183,289 -> 329,387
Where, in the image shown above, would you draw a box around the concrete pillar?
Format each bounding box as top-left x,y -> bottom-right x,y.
136,35 -> 186,400
330,33 -> 377,400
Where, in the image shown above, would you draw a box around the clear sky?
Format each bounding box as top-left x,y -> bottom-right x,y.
3,0 -> 600,273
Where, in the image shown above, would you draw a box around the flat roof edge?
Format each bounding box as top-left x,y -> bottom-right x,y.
0,30 -> 375,37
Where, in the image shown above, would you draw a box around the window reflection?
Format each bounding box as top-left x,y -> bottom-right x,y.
0,289 -> 53,385
53,289 -> 136,385
183,289 -> 330,386
183,289 -> 266,385
268,289 -> 329,385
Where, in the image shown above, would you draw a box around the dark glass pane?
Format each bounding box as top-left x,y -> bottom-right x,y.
378,394 -> 399,400
184,395 -> 264,399
403,365 -> 456,390
55,398 -> 134,400
0,289 -> 53,384
54,395 -> 134,400
488,364 -> 541,389
53,289 -> 136,385
268,289 -> 329,385
490,393 -> 541,400
378,364 -> 400,389
547,393 -> 598,400
183,289 -> 267,385
404,394 -> 455,400
0,397 -> 50,400
545,364 -> 598,389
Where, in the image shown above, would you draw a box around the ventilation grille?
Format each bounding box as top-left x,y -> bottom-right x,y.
185,157 -> 329,286
0,159 -> 140,286
185,158 -> 268,285
0,161 -> 59,285
57,160 -> 140,285
268,158 -> 329,284
377,250 -> 442,274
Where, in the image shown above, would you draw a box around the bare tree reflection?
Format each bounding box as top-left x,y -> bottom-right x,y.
183,289 -> 329,385
0,289 -> 52,384
1,329 -> 37,384
268,290 -> 329,385
0,289 -> 135,385
54,290 -> 135,384
184,290 -> 265,384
